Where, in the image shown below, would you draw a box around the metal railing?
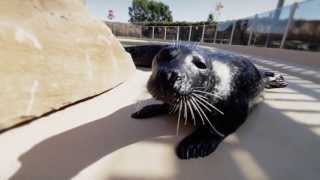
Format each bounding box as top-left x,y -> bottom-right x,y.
109,0 -> 320,52
140,24 -> 215,42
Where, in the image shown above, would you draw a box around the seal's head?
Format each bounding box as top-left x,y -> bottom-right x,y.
147,45 -> 214,104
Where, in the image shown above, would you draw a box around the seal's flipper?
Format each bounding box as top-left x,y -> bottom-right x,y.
125,45 -> 169,68
263,71 -> 288,89
131,104 -> 169,119
176,127 -> 224,159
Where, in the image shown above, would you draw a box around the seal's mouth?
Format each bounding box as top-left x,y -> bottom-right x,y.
147,69 -> 192,103
147,71 -> 224,116
147,69 -> 225,137
166,87 -> 225,137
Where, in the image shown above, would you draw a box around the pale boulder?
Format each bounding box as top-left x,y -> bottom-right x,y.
0,0 -> 135,132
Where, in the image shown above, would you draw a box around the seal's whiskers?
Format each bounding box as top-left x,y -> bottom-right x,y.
190,96 -> 206,125
170,90 -> 223,137
193,89 -> 223,99
169,100 -> 179,114
186,99 -> 196,126
192,92 -> 209,100
193,94 -> 224,115
192,95 -> 212,112
191,97 -> 225,137
192,98 -> 209,122
177,100 -> 183,136
183,96 -> 188,125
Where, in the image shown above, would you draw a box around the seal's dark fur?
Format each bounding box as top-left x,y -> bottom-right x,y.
128,44 -> 287,159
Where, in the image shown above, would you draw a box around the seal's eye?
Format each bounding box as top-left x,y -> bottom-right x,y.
158,48 -> 179,62
192,56 -> 207,69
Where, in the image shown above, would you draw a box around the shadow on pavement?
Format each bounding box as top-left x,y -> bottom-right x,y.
10,94 -> 320,180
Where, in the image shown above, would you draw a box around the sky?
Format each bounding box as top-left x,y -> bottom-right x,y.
86,0 -> 307,22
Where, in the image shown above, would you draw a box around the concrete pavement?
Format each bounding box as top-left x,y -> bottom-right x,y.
0,44 -> 319,180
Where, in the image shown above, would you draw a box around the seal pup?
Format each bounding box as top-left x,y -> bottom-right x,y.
129,43 -> 287,159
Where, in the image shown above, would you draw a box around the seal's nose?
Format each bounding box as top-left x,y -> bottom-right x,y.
157,69 -> 180,83
167,71 -> 180,83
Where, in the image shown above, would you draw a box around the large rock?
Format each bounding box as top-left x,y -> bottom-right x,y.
0,0 -> 135,132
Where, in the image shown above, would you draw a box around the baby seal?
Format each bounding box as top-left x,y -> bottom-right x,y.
129,44 -> 287,159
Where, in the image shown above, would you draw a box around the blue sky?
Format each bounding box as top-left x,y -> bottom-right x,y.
86,0 -> 307,22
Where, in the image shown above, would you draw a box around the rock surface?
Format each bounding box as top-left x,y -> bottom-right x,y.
0,0 -> 135,132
